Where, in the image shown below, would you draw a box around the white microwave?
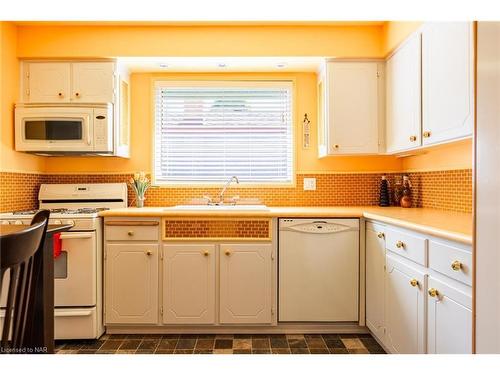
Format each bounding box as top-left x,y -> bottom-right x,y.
15,104 -> 114,154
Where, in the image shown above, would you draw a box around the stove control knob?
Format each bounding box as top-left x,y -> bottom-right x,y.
54,220 -> 62,225
14,220 -> 23,225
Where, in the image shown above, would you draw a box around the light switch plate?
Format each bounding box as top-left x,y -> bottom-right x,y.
303,177 -> 316,191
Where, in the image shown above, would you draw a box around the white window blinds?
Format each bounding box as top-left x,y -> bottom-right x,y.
154,81 -> 293,184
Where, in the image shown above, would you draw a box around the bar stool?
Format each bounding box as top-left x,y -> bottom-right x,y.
1,210 -> 50,352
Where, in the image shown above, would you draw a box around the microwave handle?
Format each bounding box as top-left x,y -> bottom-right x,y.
87,119 -> 91,145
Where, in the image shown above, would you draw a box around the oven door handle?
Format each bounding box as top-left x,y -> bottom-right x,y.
54,310 -> 92,317
59,233 -> 93,240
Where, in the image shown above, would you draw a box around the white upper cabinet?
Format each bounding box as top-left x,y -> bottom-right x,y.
318,61 -> 383,156
27,63 -> 71,103
386,33 -> 422,153
422,22 -> 474,145
24,61 -> 115,104
71,62 -> 115,103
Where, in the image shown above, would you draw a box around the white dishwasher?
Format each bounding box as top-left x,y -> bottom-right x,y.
279,218 -> 359,322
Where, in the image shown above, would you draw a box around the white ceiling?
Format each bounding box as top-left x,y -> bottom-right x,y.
118,56 -> 325,73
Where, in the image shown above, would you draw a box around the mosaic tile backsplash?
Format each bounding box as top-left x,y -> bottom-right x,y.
0,169 -> 473,213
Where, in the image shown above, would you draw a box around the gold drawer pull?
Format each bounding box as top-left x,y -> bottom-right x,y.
146,250 -> 153,256
409,135 -> 417,142
377,232 -> 385,239
428,288 -> 439,298
423,131 -> 431,138
127,231 -> 134,236
333,144 -> 339,149
409,279 -> 419,287
225,250 -> 231,256
451,260 -> 462,271
396,240 -> 405,249
203,251 -> 209,256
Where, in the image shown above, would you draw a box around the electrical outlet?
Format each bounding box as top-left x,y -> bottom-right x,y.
303,177 -> 316,191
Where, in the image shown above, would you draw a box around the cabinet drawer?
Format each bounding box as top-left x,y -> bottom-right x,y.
428,240 -> 472,286
385,227 -> 427,266
106,221 -> 159,241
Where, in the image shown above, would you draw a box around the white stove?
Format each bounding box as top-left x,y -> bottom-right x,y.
0,183 -> 127,340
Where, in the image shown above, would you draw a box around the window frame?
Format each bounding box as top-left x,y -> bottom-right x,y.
151,79 -> 296,187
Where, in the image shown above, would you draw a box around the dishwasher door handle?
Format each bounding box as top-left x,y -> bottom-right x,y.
280,222 -> 353,234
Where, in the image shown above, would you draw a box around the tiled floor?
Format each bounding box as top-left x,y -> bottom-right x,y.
55,333 -> 385,354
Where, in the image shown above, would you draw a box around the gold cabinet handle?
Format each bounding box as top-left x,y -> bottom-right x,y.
333,144 -> 339,149
146,250 -> 153,256
423,131 -> 431,138
203,250 -> 209,256
451,260 -> 462,271
410,279 -> 419,287
428,288 -> 439,298
58,92 -> 64,97
225,250 -> 231,256
396,240 -> 405,249
409,135 -> 417,142
75,92 -> 80,97
377,232 -> 385,239
127,231 -> 134,236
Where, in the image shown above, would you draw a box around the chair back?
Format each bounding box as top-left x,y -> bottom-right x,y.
1,209 -> 50,350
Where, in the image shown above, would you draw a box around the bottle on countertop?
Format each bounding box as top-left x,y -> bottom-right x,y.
393,175 -> 403,207
379,175 -> 390,207
400,175 -> 413,208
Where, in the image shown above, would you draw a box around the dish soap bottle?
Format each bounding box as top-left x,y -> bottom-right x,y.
400,175 -> 413,208
379,175 -> 390,207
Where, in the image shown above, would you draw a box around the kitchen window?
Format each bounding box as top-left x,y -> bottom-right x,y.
153,81 -> 294,185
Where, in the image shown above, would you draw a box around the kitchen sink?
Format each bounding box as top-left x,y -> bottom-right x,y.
165,204 -> 270,211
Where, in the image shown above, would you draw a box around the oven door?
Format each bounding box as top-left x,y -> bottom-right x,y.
54,231 -> 97,307
15,106 -> 94,152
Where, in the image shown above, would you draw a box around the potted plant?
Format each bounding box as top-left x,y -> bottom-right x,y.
129,172 -> 151,208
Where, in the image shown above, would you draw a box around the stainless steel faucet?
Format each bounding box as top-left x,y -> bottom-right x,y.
218,176 -> 239,204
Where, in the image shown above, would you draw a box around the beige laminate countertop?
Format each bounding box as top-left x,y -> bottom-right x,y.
100,206 -> 473,245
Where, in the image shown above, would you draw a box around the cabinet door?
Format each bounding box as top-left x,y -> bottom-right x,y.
28,63 -> 71,103
422,22 -> 474,145
163,244 -> 216,324
385,254 -> 426,353
328,62 -> 380,154
71,62 -> 115,103
386,33 -> 422,153
105,243 -> 158,324
427,276 -> 472,353
365,223 -> 386,343
317,64 -> 329,157
219,243 -> 273,324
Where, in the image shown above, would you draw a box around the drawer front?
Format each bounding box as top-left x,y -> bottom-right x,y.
428,240 -> 472,286
54,307 -> 98,340
106,221 -> 159,241
386,227 -> 427,266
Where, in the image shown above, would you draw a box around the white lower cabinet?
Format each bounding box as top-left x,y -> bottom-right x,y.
365,220 -> 473,354
162,244 -> 216,324
365,222 -> 386,342
385,254 -> 426,354
105,243 -> 159,324
427,276 -> 472,354
219,243 -> 273,324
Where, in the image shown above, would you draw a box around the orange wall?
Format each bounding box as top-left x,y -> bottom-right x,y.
44,72 -> 403,174
0,22 -> 45,173
16,24 -> 384,58
382,21 -> 422,56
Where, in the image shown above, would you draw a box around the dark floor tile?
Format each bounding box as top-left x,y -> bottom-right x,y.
194,349 -> 213,354
252,349 -> 271,354
158,339 -> 178,350
288,338 -> 308,349
304,334 -> 323,339
269,334 -> 287,339
215,334 -> 234,339
196,339 -> 215,350
357,333 -> 374,339
339,333 -> 360,338
136,349 -> 155,354
180,334 -> 199,339
77,349 -> 98,354
360,337 -> 383,349
305,337 -> 327,349
321,334 -> 340,341
174,349 -> 194,354
197,334 -> 216,339
367,346 -> 386,354
270,338 -> 289,348
138,339 -> 160,350
155,349 -> 174,354
348,348 -> 370,354
116,349 -> 138,354
252,338 -> 270,349
309,348 -> 330,354
233,334 -> 252,339
329,348 -> 349,354
176,339 -> 196,349
81,340 -> 105,350
119,339 -> 141,350
142,334 -> 164,339
252,334 -> 269,339
272,348 -> 291,354
290,348 -> 309,354
214,339 -> 233,349
162,334 -> 180,339
108,334 -> 128,340
233,349 -> 252,354
126,334 -> 145,339
60,342 -> 83,350
95,350 -> 117,354
324,338 -> 346,349
100,340 -> 123,350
